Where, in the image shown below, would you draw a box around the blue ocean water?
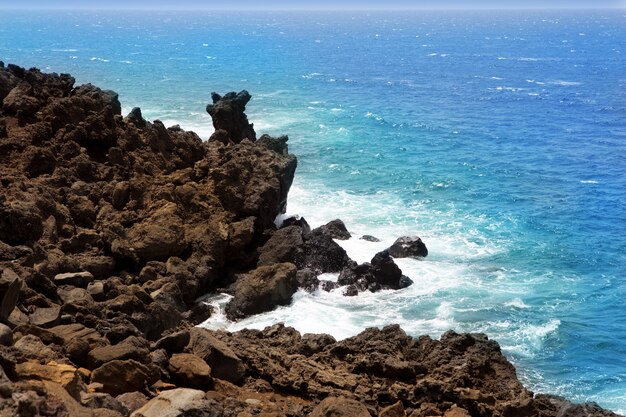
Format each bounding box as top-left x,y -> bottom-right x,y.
1,9 -> 625,412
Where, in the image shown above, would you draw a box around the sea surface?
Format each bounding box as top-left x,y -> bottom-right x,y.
1,9 -> 625,412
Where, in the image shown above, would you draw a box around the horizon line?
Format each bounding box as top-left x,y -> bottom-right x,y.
1,5 -> 625,11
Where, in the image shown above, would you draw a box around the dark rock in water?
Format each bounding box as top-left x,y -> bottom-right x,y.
318,219 -> 351,240
370,250 -> 405,289
296,269 -> 319,292
338,261 -> 373,287
398,275 -> 414,289
206,90 -> 256,144
344,284 -> 358,297
280,215 -> 311,234
387,236 -> 428,258
257,226 -> 303,266
319,280 -> 338,292
337,251 -> 412,294
360,234 -> 381,242
296,229 -> 352,274
225,262 -> 298,320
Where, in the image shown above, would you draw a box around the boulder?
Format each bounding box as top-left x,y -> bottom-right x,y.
257,226 -> 303,266
91,359 -> 155,397
28,305 -> 61,328
86,336 -> 150,369
225,262 -> 298,320
15,360 -> 82,398
360,234 -> 381,242
168,353 -> 212,389
309,397 -> 370,417
0,323 -> 12,346
379,401 -> 406,417
370,250 -> 413,290
152,330 -> 190,355
130,388 -> 212,417
280,215 -> 311,234
206,90 -> 256,143
296,229 -> 351,274
116,391 -> 149,414
0,268 -> 22,322
80,392 -> 129,415
186,328 -> 246,384
54,271 -> 95,287
225,263 -> 298,320
318,219 -> 351,240
387,236 -> 428,258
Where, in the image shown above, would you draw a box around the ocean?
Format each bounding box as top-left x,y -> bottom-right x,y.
1,9 -> 625,412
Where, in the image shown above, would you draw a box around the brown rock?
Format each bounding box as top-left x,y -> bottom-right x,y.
130,388 -> 210,417
380,401 -> 406,417
187,328 -> 246,384
86,336 -> 150,369
116,391 -> 149,414
54,271 -> 94,288
443,406 -> 471,417
168,353 -> 212,389
15,360 -> 83,398
309,397 -> 370,417
28,305 -> 61,328
225,262 -> 298,320
0,323 -> 12,346
91,359 -> 155,397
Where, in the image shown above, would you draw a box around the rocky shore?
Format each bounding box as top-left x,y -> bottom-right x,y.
0,63 -> 620,417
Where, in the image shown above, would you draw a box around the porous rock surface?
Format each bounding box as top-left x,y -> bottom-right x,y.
0,63 -> 619,417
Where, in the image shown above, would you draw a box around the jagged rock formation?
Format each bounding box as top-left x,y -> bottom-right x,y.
0,63 -> 620,417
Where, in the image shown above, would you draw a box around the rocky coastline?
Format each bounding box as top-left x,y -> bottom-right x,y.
0,63 -> 620,417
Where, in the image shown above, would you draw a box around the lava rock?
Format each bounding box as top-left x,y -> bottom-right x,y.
387,236 -> 428,258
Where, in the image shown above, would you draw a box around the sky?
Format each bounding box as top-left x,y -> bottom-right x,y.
0,0 -> 624,9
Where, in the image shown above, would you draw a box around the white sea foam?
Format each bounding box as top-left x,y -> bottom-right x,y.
90,57 -> 109,62
550,80 -> 581,86
580,180 -> 599,184
504,298 -> 530,309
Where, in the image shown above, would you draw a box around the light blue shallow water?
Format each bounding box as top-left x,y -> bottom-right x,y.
1,9 -> 625,412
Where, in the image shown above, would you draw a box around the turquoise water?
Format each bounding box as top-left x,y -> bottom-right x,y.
1,10 -> 625,412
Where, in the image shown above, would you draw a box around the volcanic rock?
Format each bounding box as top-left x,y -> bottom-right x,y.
387,236 -> 428,258
206,90 -> 256,144
318,219 -> 351,240
225,262 -> 298,320
168,353 -> 212,389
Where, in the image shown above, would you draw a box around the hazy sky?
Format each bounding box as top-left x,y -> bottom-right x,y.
1,0 -> 624,9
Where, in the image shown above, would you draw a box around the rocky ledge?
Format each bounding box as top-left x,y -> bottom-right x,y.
0,63 -> 619,417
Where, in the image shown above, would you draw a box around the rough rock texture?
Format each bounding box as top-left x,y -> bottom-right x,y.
206,90 -> 256,144
387,236 -> 428,258
0,63 -> 619,417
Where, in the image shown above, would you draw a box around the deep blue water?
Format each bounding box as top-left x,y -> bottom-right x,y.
1,9 -> 625,412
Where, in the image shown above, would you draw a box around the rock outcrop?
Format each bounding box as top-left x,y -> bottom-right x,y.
0,63 -> 619,417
